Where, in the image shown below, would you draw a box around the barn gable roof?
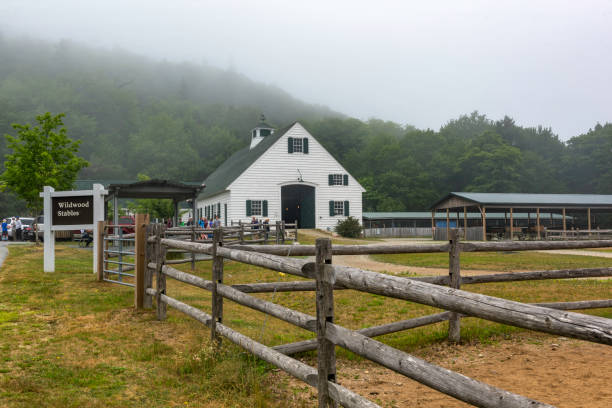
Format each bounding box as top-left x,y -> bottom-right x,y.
198,122 -> 296,199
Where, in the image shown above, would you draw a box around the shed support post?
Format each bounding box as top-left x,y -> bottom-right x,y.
510,208 -> 514,240
211,229 -> 224,346
431,210 -> 435,239
562,208 -> 567,239
448,229 -> 461,342
588,208 -> 592,238
173,200 -> 179,227
315,238 -> 336,408
463,206 -> 467,238
446,209 -> 450,240
481,207 -> 487,241
537,208 -> 541,240
134,214 -> 147,309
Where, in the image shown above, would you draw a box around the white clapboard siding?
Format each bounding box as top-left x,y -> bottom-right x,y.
227,123 -> 364,230
197,191 -> 231,226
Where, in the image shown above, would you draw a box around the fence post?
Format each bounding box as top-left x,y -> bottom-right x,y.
143,223 -> 153,309
281,221 -> 286,244
315,238 -> 337,408
96,220 -> 105,282
155,224 -> 167,320
275,221 -> 281,244
239,221 -> 244,244
211,228 -> 224,345
448,229 -> 461,343
134,213 -> 147,309
191,225 -> 196,270
295,219 -> 298,242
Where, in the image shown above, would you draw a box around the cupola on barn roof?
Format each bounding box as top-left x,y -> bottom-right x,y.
250,114 -> 275,149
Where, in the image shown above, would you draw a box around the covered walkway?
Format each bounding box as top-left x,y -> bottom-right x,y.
430,192 -> 612,241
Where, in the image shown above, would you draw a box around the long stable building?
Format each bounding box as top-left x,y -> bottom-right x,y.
430,192 -> 612,241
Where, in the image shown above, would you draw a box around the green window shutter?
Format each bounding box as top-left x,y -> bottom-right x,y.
262,200 -> 268,217
343,174 -> 348,186
303,138 -> 309,154
246,200 -> 252,216
328,174 -> 333,186
329,201 -> 334,216
288,137 -> 294,153
344,201 -> 350,217
217,203 -> 221,215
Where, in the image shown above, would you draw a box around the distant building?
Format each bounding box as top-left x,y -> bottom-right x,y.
196,118 -> 364,229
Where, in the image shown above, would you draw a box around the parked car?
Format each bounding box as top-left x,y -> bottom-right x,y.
29,215 -> 73,241
4,217 -> 34,240
117,215 -> 135,234
20,217 -> 35,240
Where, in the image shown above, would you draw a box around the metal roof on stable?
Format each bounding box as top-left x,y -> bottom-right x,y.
363,212 -> 569,220
431,192 -> 612,210
106,179 -> 204,201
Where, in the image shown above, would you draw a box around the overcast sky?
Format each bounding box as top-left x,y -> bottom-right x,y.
2,0 -> 611,139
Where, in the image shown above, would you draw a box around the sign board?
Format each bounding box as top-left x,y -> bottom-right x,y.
40,184 -> 107,273
52,196 -> 94,226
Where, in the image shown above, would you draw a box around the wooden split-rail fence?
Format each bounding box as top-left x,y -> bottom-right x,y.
101,214 -> 612,408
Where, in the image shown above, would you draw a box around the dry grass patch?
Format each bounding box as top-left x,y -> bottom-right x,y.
1,241 -> 610,408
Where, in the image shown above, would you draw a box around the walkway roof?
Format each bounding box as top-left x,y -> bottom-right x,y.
105,179 -> 204,201
431,192 -> 612,210
363,212 -> 569,220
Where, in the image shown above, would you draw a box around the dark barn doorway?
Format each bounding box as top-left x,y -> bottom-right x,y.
281,184 -> 315,228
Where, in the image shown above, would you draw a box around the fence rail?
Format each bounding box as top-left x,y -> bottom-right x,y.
104,217 -> 611,408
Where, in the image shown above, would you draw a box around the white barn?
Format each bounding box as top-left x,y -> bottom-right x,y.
196,120 -> 364,230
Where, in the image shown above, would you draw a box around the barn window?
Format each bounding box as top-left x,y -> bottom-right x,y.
330,174 -> 343,185
333,201 -> 344,215
293,138 -> 303,153
251,200 -> 262,216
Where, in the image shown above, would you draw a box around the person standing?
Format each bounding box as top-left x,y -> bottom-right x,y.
1,219 -> 7,241
15,217 -> 23,241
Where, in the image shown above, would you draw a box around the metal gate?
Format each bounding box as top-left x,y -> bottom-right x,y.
102,223 -> 136,287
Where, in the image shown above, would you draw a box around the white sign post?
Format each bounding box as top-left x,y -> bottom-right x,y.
40,184 -> 107,273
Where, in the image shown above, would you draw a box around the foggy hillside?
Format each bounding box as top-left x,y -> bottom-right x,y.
0,34 -> 611,217
0,35 -> 340,178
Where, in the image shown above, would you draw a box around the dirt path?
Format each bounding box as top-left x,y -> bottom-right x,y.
333,253 -> 503,276
276,335 -> 612,408
537,249 -> 612,258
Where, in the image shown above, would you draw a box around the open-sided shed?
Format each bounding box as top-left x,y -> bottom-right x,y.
430,192 -> 612,240
105,180 -> 204,226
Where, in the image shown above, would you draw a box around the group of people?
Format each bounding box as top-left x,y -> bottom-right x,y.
251,216 -> 271,239
1,217 -> 22,241
197,215 -> 222,229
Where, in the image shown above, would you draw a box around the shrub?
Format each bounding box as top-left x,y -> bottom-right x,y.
335,216 -> 362,238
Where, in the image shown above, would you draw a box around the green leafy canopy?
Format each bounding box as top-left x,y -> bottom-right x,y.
1,112 -> 89,213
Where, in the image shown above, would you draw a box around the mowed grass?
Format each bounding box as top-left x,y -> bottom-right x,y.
0,241 -> 610,408
372,251 -> 612,271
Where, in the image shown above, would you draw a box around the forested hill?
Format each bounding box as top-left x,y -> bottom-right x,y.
1,35 -> 611,215
0,35 -> 340,180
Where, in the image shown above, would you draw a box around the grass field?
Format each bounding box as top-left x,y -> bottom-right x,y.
372,251 -> 612,271
0,241 -> 610,407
